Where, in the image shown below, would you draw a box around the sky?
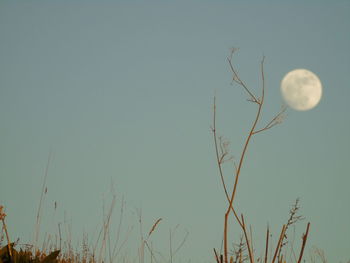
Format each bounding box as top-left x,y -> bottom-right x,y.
0,1 -> 349,262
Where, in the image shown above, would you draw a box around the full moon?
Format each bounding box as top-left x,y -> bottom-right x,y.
280,69 -> 322,111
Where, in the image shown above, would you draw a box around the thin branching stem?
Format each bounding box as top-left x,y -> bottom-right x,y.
212,96 -> 243,228
223,56 -> 265,263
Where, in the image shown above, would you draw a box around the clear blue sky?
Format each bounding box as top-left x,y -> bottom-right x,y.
1,1 -> 349,262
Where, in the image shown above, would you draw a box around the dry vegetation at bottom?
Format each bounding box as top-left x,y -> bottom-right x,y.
0,198 -> 329,263
0,201 -> 189,263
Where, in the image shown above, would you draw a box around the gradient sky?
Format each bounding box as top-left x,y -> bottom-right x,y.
1,1 -> 349,262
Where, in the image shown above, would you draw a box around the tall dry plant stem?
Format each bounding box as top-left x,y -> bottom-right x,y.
223,54 -> 266,263
213,50 -> 286,263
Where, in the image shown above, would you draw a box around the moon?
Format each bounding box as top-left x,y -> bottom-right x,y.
280,69 -> 322,111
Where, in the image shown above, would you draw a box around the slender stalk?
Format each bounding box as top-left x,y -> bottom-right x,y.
264,226 -> 269,263
297,222 -> 310,263
169,229 -> 173,263
144,241 -> 159,263
34,151 -> 52,253
214,248 -> 220,263
271,225 -> 286,263
240,215 -> 254,263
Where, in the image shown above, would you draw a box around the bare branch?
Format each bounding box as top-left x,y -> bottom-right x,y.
227,49 -> 259,104
253,105 -> 287,135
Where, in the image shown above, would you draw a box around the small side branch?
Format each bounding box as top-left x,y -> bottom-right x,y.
252,106 -> 286,135
227,49 -> 259,104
